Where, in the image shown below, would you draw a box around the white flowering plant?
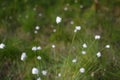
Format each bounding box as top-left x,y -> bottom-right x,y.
0,0 -> 119,80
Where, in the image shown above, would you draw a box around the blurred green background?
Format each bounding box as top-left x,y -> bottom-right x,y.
0,0 -> 120,80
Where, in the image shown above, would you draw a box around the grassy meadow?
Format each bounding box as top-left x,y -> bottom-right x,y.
0,0 -> 120,80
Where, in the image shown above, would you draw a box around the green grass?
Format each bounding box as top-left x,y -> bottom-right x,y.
0,0 -> 120,80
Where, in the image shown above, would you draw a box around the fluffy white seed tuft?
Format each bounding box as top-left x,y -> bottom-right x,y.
96,52 -> 101,58
37,77 -> 41,80
21,52 -> 27,61
53,29 -> 56,32
37,56 -> 42,60
58,73 -> 61,77
0,43 -> 5,49
32,67 -> 39,75
75,26 -> 81,30
34,30 -> 38,34
82,43 -> 87,48
95,35 -> 101,40
32,46 -> 37,51
35,26 -> 40,30
42,70 -> 47,76
37,46 -> 42,50
80,68 -> 85,73
56,16 -> 62,24
52,45 -> 56,48
72,58 -> 77,63
82,51 -> 86,55
105,45 -> 110,48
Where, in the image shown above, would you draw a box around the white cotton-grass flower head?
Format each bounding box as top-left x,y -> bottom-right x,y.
37,56 -> 42,60
82,43 -> 87,48
80,5 -> 83,8
80,67 -> 85,73
91,72 -> 94,77
52,44 -> 56,48
72,58 -> 77,63
53,29 -> 56,32
70,21 -> 74,24
66,3 -> 70,6
56,16 -> 62,24
34,30 -> 38,34
95,35 -> 101,40
32,67 -> 39,75
82,51 -> 86,55
64,7 -> 68,11
96,52 -> 101,58
21,52 -> 27,61
38,13 -> 42,17
37,46 -> 42,50
37,77 -> 41,80
105,45 -> 110,48
42,70 -> 47,76
58,73 -> 61,77
35,26 -> 40,30
75,26 -> 81,30
74,29 -> 77,33
32,46 -> 37,51
0,43 -> 5,49
74,26 -> 81,33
